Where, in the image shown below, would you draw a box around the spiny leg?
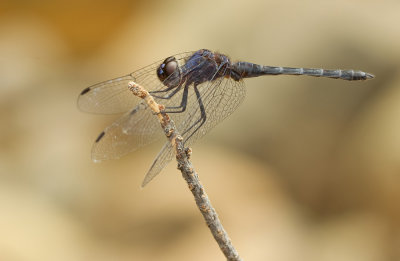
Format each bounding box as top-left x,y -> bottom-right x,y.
180,62 -> 229,142
182,85 -> 207,144
164,85 -> 189,113
150,84 -> 182,99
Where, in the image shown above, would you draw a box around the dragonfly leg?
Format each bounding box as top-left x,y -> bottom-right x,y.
182,85 -> 207,144
150,85 -> 182,99
164,85 -> 189,113
180,62 -> 228,143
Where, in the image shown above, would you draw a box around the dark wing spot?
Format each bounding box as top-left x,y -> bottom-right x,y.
80,87 -> 91,95
130,107 -> 138,115
95,131 -> 105,143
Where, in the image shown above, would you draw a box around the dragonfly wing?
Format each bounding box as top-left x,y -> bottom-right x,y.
141,141 -> 174,187
174,66 -> 246,148
91,102 -> 162,161
78,75 -> 139,114
80,50 -> 245,184
141,67 -> 246,186
80,51 -> 198,161
77,51 -> 195,114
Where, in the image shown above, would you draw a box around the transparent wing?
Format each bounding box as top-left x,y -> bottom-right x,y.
141,66 -> 246,187
77,51 -> 193,114
141,142 -> 174,187
78,75 -> 137,114
82,51 -> 197,161
91,101 -> 163,161
80,50 -> 245,186
181,77 -> 246,148
91,51 -> 215,162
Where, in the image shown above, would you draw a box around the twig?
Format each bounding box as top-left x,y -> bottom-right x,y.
128,81 -> 243,261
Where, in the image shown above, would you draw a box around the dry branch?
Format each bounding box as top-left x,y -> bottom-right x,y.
128,81 -> 243,261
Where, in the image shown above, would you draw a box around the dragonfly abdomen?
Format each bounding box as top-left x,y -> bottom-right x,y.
233,62 -> 374,81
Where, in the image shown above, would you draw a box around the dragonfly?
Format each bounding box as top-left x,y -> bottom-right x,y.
78,49 -> 374,186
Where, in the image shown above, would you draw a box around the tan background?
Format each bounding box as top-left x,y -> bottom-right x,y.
0,0 -> 398,260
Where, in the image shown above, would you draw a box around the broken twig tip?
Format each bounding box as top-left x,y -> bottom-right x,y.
128,81 -> 148,98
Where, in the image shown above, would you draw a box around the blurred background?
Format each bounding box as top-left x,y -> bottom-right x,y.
0,0 -> 398,260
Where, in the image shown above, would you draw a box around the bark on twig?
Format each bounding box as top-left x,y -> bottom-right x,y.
128,81 -> 243,261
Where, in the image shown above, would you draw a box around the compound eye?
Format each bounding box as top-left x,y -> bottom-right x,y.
157,56 -> 181,87
157,56 -> 178,81
165,60 -> 177,75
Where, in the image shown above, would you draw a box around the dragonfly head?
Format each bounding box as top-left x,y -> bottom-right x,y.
157,56 -> 182,88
